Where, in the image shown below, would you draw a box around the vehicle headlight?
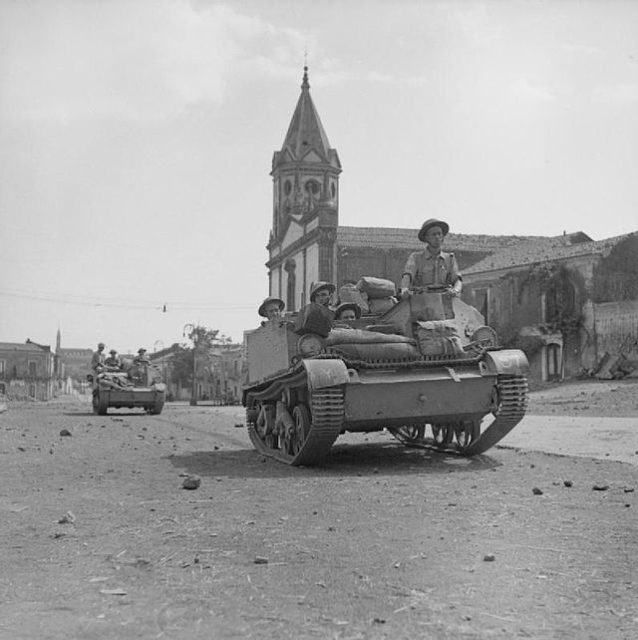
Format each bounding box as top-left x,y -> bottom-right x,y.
297,333 -> 326,357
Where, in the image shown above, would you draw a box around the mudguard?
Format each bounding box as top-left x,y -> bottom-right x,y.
481,349 -> 529,376
302,358 -> 350,391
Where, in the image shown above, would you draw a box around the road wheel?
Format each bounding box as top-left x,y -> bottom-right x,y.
431,423 -> 452,447
290,404 -> 311,455
389,425 -> 426,444
94,390 -> 108,416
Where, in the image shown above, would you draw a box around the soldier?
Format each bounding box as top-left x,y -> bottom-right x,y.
91,342 -> 106,370
400,218 -> 462,299
104,349 -> 121,370
133,348 -> 151,365
258,296 -> 285,322
334,302 -> 361,322
309,281 -> 335,307
295,282 -> 336,337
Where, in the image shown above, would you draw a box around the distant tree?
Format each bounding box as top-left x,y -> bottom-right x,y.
170,325 -> 230,389
169,344 -> 193,386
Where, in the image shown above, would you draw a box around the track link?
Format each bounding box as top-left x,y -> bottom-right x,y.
246,379 -> 344,466
390,374 -> 528,456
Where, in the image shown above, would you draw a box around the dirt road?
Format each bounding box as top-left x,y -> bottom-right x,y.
1,388 -> 637,640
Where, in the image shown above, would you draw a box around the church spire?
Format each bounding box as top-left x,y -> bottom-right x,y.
276,65 -> 335,164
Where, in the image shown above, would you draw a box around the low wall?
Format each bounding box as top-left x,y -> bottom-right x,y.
595,299 -> 638,358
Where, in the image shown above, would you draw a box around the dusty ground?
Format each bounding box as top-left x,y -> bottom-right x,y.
526,378 -> 638,418
0,380 -> 637,640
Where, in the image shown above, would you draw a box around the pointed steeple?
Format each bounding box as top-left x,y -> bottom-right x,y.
278,66 -> 334,163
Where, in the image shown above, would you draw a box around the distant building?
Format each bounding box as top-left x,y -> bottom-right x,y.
208,345 -> 244,405
150,343 -> 190,402
0,339 -> 55,400
461,232 -> 638,380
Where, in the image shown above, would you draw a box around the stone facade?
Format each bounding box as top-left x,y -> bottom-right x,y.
0,340 -> 55,400
461,233 -> 638,380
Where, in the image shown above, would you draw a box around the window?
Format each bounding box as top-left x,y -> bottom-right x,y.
0,360 -> 5,375
546,344 -> 561,380
545,279 -> 576,324
283,180 -> 292,196
0,382 -> 5,395
29,384 -> 36,398
28,361 -> 37,376
304,179 -> 320,196
473,288 -> 489,324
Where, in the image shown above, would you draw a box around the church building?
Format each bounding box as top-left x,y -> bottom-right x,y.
266,67 -> 540,312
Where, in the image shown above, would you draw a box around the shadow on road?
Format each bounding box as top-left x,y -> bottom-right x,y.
167,440 -> 501,480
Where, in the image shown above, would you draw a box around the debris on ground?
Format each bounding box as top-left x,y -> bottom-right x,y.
483,554 -> 496,562
532,487 -> 544,495
182,475 -> 201,490
254,556 -> 269,564
592,484 -> 609,491
59,429 -> 72,437
58,511 -> 76,524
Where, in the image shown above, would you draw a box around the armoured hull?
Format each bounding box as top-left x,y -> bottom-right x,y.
91,364 -> 166,416
243,316 -> 529,465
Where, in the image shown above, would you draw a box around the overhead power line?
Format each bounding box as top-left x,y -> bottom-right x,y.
0,288 -> 254,312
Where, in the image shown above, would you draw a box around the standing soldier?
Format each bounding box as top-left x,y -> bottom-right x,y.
91,342 -> 106,370
400,218 -> 462,298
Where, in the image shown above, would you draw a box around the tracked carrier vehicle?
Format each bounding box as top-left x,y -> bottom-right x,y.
90,361 -> 166,416
243,290 -> 529,465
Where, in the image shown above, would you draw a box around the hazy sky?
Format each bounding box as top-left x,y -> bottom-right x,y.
1,0 -> 637,353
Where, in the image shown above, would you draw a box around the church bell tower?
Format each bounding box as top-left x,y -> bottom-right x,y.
267,67 -> 341,311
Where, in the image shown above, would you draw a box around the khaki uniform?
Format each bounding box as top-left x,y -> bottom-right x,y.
402,248 -> 461,289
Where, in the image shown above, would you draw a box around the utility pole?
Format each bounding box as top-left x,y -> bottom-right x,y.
183,324 -> 197,406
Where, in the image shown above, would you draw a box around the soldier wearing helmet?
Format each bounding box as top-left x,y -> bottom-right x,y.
91,342 -> 106,370
309,281 -> 335,308
258,296 -> 285,321
134,348 -> 151,365
400,218 -> 462,299
104,349 -> 121,370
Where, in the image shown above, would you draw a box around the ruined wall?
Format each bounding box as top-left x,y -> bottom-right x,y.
594,299 -> 638,360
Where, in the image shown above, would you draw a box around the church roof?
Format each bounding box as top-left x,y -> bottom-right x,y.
463,232 -> 628,275
276,67 -> 335,164
336,226 -> 549,252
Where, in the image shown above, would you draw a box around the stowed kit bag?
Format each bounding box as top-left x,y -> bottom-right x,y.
356,276 -> 396,299
367,296 -> 397,315
326,327 -> 420,361
415,320 -> 465,356
295,303 -> 334,338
